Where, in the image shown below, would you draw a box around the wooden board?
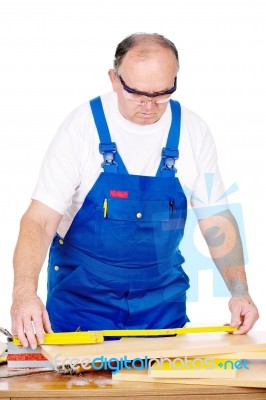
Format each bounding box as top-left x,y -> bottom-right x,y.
1,364 -> 266,399
148,358 -> 238,379
41,331 -> 266,367
113,362 -> 266,388
204,351 -> 266,360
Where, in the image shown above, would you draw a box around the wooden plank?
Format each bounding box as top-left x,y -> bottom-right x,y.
149,358 -> 238,379
113,362 -> 266,388
41,331 -> 266,367
8,397 -> 266,400
0,364 -> 266,399
203,351 -> 266,360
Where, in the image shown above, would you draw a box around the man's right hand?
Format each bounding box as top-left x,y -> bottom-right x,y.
11,293 -> 53,349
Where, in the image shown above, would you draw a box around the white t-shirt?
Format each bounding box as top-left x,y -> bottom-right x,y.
32,91 -> 227,238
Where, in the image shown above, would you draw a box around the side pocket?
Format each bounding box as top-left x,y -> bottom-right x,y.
47,238 -> 81,294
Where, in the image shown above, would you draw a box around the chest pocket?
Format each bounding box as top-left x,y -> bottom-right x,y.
92,198 -> 186,266
105,198 -> 170,221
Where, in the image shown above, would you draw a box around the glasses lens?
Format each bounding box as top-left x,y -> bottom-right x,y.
119,75 -> 176,96
118,75 -> 173,105
123,91 -> 170,105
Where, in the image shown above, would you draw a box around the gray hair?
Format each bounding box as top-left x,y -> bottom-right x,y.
113,33 -> 179,72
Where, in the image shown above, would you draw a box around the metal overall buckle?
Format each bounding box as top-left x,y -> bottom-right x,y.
161,147 -> 179,173
99,142 -> 118,171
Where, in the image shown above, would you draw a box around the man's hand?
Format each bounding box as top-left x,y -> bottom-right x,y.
229,295 -> 259,334
11,293 -> 53,349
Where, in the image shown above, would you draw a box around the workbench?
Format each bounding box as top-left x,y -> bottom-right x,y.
1,367 -> 266,399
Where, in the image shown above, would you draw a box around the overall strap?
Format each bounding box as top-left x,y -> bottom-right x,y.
90,96 -> 128,174
156,100 -> 181,177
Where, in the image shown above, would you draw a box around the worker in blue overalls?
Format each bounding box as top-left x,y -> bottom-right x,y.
11,33 -> 259,349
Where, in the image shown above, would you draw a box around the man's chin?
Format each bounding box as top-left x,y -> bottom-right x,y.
135,113 -> 159,125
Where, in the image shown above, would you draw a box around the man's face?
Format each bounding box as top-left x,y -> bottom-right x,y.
109,46 -> 178,125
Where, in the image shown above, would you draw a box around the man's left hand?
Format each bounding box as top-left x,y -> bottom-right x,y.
229,295 -> 259,334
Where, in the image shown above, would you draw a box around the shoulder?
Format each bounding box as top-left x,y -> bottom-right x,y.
176,103 -> 218,166
59,92 -> 114,132
179,103 -> 215,149
62,102 -> 92,127
180,104 -> 211,135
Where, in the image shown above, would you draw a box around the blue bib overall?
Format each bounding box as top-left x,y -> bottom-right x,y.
46,98 -> 190,332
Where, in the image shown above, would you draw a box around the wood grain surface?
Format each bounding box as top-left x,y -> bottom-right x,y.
41,331 -> 266,366
114,361 -> 266,388
1,364 -> 266,399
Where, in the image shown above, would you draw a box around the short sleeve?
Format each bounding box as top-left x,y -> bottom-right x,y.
31,123 -> 82,215
189,126 -> 229,219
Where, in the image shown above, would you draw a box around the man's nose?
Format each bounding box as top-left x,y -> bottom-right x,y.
142,99 -> 156,110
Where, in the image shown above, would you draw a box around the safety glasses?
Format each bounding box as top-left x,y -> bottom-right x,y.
118,75 -> 176,106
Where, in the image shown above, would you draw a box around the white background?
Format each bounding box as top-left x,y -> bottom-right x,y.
0,0 -> 265,333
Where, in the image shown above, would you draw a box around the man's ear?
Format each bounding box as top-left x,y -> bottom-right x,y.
108,69 -> 119,92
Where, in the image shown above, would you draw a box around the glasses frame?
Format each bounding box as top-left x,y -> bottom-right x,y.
117,75 -> 176,106
118,75 -> 177,97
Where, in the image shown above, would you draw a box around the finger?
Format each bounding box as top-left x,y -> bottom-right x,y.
11,308 -> 20,337
11,318 -> 18,337
223,322 -> 235,334
43,309 -> 53,333
233,312 -> 257,335
34,316 -> 45,345
15,317 -> 29,348
233,323 -> 250,335
33,309 -> 53,344
230,313 -> 241,328
229,300 -> 242,326
23,320 -> 38,349
233,316 -> 251,334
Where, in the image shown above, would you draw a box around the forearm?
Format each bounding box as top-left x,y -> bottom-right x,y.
199,209 -> 249,297
13,215 -> 52,298
199,209 -> 259,332
11,201 -> 63,346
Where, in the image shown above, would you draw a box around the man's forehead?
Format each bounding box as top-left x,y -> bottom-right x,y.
124,44 -> 174,61
121,50 -> 176,77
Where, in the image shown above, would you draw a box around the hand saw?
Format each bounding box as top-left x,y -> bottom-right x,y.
13,325 -> 237,346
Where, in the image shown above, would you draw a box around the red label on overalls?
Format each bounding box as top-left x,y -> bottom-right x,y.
110,190 -> 129,198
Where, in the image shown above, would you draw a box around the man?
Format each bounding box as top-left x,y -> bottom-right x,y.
11,33 -> 259,349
